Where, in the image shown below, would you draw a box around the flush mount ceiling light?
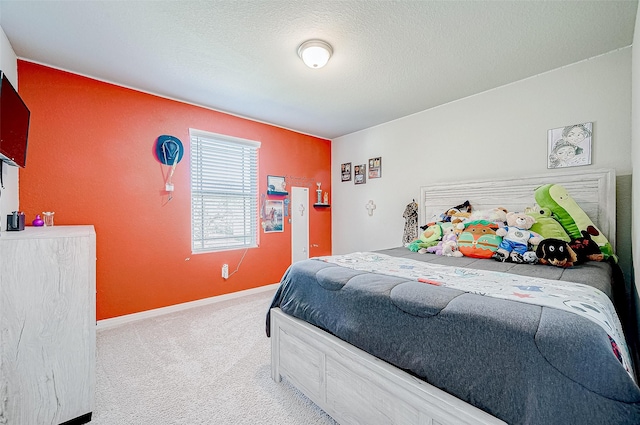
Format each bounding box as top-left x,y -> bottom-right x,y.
297,39 -> 333,69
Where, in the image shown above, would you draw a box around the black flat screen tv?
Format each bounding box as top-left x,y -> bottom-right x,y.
0,71 -> 30,167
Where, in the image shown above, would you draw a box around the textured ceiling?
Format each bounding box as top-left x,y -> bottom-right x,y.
0,1 -> 637,139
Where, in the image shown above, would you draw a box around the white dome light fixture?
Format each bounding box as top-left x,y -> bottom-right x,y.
298,39 -> 333,69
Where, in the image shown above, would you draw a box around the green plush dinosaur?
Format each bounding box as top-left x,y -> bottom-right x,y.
408,222 -> 443,252
534,184 -> 614,260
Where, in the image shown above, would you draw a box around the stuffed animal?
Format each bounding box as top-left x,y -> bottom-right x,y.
408,222 -> 443,252
437,200 -> 472,222
451,220 -> 466,237
441,239 -> 464,257
522,251 -> 538,264
450,210 -> 472,222
450,212 -> 472,236
426,226 -> 462,256
536,238 -> 577,268
525,206 -> 571,242
492,212 -> 543,263
468,207 -> 508,225
457,220 -> 502,259
535,184 -> 614,260
570,230 -> 605,263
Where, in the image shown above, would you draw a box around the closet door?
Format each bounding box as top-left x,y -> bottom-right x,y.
291,186 -> 310,264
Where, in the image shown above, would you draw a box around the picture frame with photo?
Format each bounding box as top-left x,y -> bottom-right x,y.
354,163 -> 366,185
341,162 -> 352,182
368,157 -> 381,179
267,175 -> 288,194
264,200 -> 284,233
547,122 -> 592,169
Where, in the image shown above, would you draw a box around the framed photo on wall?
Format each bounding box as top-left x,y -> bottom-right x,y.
264,200 -> 284,232
547,122 -> 592,169
354,163 -> 366,185
341,162 -> 352,182
267,175 -> 287,194
368,157 -> 381,179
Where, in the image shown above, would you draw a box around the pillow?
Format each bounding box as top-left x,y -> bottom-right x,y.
457,220 -> 502,259
534,184 -> 614,259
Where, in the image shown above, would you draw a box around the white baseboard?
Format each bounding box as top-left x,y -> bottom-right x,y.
97,283 -> 279,330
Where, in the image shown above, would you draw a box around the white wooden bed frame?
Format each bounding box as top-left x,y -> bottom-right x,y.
271,168 -> 616,425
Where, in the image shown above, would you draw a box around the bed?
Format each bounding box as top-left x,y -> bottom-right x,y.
267,168 -> 640,424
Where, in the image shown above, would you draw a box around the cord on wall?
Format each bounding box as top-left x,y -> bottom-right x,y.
224,248 -> 249,280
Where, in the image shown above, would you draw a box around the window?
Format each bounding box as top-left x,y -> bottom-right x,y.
190,129 -> 260,253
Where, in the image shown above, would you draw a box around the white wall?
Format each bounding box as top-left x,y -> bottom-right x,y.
332,48 -> 632,257
0,25 -> 19,231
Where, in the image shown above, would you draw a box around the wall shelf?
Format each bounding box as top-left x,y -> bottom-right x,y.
267,190 -> 288,196
314,203 -> 330,208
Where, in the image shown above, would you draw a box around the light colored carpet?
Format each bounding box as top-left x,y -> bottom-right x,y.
92,289 -> 337,424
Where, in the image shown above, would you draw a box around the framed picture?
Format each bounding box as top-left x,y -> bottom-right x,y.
341,162 -> 352,182
354,163 -> 366,185
368,157 -> 381,179
264,200 -> 284,233
547,122 -> 592,169
267,175 -> 287,194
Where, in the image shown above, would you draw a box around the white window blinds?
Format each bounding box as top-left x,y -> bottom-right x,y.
190,130 -> 260,253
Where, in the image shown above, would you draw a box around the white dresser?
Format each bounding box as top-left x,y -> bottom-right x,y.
0,226 -> 96,424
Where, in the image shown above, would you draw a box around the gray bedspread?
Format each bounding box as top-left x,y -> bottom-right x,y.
267,248 -> 640,425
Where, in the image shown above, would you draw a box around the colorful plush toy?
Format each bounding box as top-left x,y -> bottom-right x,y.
408,222 -> 443,252
457,220 -> 502,259
492,212 -> 543,263
535,184 -> 614,259
536,238 -> 577,268
525,206 -> 571,242
426,226 -> 462,256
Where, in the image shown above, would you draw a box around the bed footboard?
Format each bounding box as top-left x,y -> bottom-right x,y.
270,308 -> 505,425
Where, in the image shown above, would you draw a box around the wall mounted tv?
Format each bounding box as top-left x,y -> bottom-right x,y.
0,71 -> 30,167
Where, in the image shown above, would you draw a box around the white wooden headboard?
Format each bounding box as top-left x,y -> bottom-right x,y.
419,168 -> 616,250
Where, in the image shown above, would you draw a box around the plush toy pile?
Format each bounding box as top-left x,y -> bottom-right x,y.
406,184 -> 615,268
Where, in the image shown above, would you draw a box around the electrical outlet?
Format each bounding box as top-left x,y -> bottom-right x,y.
222,264 -> 229,279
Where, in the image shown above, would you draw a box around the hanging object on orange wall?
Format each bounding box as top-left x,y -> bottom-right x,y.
155,135 -> 184,201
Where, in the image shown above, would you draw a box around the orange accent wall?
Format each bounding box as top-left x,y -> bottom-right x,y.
17,61 -> 331,320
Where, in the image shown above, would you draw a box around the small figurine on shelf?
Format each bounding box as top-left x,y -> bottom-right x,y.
32,214 -> 44,227
323,192 -> 329,205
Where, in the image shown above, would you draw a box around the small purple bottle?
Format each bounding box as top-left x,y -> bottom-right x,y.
32,214 -> 44,227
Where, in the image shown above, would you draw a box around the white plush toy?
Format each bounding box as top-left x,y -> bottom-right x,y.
469,207 -> 508,224
441,239 -> 463,257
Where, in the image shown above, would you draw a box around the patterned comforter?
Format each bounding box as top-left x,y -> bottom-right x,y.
319,252 -> 634,380
268,249 -> 640,424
